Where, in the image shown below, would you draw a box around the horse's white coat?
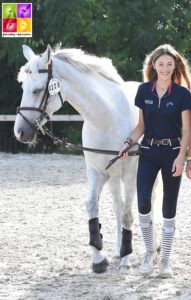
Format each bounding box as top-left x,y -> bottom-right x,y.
14,45 -> 156,270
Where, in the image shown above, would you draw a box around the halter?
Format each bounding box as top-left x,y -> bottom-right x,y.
16,60 -> 64,132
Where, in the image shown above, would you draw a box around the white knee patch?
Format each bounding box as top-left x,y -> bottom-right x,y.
163,226 -> 175,233
163,218 -> 176,233
140,221 -> 152,229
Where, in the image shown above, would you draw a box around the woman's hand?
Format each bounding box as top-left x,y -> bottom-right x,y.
172,155 -> 184,177
118,109 -> 144,160
118,143 -> 129,159
186,161 -> 191,179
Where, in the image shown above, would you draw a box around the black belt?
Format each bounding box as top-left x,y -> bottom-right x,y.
144,138 -> 181,146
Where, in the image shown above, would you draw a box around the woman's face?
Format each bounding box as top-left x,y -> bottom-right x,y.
153,54 -> 175,81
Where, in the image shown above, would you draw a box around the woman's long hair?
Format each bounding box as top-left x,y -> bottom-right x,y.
143,44 -> 191,90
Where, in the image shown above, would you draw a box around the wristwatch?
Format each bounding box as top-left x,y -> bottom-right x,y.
124,137 -> 134,145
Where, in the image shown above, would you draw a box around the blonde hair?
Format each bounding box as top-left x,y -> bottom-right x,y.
143,44 -> 191,90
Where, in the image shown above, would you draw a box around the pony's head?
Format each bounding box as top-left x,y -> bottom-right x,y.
14,45 -> 64,143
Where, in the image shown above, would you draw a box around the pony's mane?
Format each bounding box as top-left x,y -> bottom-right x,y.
18,47 -> 124,85
53,48 -> 124,84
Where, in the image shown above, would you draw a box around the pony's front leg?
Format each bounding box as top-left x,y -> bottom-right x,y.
86,166 -> 109,273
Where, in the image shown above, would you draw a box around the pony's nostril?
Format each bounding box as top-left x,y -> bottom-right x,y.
19,130 -> 24,138
15,130 -> 24,140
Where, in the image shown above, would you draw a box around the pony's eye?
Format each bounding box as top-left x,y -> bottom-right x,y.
33,88 -> 43,94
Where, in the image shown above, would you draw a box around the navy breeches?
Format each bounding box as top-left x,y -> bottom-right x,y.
137,144 -> 182,219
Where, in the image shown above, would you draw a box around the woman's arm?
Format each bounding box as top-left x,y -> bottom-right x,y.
119,109 -> 145,158
172,110 -> 191,176
185,112 -> 191,179
185,145 -> 191,179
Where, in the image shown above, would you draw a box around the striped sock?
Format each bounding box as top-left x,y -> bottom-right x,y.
161,218 -> 175,261
139,212 -> 154,253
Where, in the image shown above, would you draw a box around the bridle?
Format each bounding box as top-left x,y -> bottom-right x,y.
16,60 -> 64,132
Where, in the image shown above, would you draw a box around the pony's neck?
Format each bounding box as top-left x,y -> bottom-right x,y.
53,57 -> 116,129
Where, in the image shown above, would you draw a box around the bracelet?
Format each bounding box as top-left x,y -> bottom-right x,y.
124,137 -> 134,145
186,156 -> 191,161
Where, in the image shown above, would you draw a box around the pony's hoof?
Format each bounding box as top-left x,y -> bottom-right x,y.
92,257 -> 109,273
118,255 -> 132,273
117,264 -> 132,273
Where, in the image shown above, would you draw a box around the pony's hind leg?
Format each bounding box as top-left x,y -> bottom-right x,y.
86,166 -> 109,273
119,160 -> 137,271
108,177 -> 124,260
108,176 -> 132,272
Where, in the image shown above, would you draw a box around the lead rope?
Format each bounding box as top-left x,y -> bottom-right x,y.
38,125 -> 141,170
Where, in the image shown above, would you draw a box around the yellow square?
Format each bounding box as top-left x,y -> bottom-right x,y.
17,18 -> 31,33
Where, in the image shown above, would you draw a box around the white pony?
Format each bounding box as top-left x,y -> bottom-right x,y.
14,45 -> 159,273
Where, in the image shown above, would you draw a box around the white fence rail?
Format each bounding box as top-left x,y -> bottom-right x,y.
0,115 -> 83,121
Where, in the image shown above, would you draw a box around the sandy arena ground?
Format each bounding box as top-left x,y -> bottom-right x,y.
0,153 -> 191,300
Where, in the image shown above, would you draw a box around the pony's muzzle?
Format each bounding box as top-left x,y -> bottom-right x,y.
14,124 -> 36,143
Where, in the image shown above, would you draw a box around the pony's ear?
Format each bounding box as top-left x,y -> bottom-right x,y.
22,45 -> 35,61
41,44 -> 52,64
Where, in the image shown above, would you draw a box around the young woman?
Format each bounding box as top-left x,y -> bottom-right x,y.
119,44 -> 191,278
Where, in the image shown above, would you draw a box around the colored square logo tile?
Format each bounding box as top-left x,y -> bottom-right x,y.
2,3 -> 17,18
3,18 -> 17,32
17,18 -> 32,32
17,4 -> 31,18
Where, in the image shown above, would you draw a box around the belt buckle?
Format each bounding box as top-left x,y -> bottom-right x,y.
161,138 -> 170,145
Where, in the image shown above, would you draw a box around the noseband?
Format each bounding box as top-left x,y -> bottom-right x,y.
16,60 -> 64,131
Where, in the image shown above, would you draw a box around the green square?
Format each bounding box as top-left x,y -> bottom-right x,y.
2,3 -> 17,18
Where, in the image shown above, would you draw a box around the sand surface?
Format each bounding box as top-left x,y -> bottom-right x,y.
0,153 -> 191,300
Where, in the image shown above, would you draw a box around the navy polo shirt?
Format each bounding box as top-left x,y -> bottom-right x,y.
135,81 -> 191,139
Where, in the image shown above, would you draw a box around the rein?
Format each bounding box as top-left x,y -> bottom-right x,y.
40,125 -> 141,170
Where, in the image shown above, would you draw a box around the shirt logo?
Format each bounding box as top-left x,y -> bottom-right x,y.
145,100 -> 153,105
166,102 -> 174,107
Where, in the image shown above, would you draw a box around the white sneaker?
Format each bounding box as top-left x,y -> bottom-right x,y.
139,251 -> 157,276
158,259 -> 173,278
